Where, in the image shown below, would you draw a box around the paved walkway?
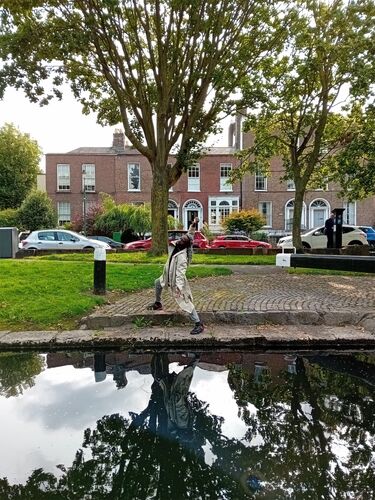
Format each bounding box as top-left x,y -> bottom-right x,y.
1,266 -> 374,350
84,266 -> 375,330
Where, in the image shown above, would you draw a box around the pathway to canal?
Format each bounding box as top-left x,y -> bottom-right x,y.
85,265 -> 375,330
1,266 -> 374,349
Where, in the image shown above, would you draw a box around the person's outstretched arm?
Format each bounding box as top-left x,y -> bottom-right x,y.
188,216 -> 199,238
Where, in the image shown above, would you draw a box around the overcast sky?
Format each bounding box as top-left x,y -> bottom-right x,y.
0,87 -> 228,172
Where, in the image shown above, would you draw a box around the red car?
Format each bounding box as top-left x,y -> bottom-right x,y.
124,230 -> 209,250
210,235 -> 272,249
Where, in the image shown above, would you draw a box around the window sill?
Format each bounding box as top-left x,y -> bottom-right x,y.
56,189 -> 71,193
128,189 -> 141,192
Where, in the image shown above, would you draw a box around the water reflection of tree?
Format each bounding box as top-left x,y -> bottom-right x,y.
228,354 -> 375,498
0,353 -> 253,499
0,353 -> 374,499
0,352 -> 45,398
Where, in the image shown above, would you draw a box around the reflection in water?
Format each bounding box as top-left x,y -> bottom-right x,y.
0,352 -> 45,398
0,350 -> 374,499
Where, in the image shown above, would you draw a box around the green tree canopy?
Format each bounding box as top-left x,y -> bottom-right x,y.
0,123 -> 41,210
0,0 -> 278,254
335,104 -> 375,200
17,190 -> 57,231
234,0 -> 375,249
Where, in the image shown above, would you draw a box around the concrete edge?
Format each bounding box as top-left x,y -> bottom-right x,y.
0,328 -> 375,351
84,310 -> 375,330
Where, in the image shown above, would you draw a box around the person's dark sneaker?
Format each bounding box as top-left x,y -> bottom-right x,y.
147,301 -> 163,311
190,322 -> 204,335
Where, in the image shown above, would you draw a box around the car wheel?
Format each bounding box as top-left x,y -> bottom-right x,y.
348,241 -> 362,246
302,242 -> 311,249
83,246 -> 94,250
28,247 -> 37,250
218,246 -> 226,249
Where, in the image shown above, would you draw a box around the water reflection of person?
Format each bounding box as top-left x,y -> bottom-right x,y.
151,353 -> 202,452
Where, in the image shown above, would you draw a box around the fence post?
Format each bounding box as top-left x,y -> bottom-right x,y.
94,248 -> 106,295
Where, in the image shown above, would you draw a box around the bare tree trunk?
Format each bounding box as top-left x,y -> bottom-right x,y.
151,164 -> 169,255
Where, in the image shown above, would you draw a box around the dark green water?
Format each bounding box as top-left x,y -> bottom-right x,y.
0,350 -> 374,499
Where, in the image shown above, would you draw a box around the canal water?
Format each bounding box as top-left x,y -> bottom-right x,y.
0,350 -> 374,499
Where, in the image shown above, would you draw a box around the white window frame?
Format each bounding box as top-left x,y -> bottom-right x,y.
188,164 -> 200,192
168,200 -> 179,220
255,171 -> 267,191
258,201 -> 272,228
208,196 -> 239,229
57,164 -> 70,191
286,179 -> 295,191
220,163 -> 233,192
128,163 -> 141,191
343,201 -> 356,225
57,201 -> 71,225
82,164 -> 96,192
285,199 -> 307,231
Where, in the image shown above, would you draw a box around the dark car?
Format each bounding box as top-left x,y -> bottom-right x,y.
88,236 -> 125,248
210,235 -> 272,249
124,230 -> 209,250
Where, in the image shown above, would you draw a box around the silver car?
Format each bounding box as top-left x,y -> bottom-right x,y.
21,229 -> 111,251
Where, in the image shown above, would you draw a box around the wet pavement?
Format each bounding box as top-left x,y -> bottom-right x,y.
1,266 -> 374,349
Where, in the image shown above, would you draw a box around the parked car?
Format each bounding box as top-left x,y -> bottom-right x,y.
210,235 -> 272,249
21,229 -> 111,251
87,235 -> 125,248
277,225 -> 368,250
18,231 -> 31,249
124,230 -> 209,250
358,226 -> 375,246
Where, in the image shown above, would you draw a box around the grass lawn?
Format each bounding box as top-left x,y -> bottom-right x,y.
31,252 -> 276,266
0,260 -> 231,331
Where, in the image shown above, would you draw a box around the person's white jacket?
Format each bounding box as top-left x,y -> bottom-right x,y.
159,225 -> 195,313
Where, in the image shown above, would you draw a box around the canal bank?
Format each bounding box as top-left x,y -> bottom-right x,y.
2,266 -> 374,349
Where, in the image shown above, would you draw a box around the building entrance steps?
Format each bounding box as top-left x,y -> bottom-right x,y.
83,267 -> 375,331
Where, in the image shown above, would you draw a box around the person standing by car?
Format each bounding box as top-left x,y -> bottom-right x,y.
324,212 -> 335,248
148,217 -> 204,335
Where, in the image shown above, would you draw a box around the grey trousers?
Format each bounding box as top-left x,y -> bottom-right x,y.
155,278 -> 200,323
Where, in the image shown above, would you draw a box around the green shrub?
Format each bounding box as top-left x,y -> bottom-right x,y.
250,231 -> 269,242
0,208 -> 19,227
17,190 -> 57,231
223,209 -> 266,235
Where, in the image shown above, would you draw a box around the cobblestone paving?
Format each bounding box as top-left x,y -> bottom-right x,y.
94,270 -> 375,317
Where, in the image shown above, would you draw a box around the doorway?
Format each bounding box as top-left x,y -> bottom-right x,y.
183,200 -> 203,229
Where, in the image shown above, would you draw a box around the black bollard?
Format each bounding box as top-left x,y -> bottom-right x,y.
94,247 -> 106,295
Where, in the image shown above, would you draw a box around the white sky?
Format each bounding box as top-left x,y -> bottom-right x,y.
0,87 -> 229,172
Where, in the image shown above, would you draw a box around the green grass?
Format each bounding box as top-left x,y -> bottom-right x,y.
0,260 -> 231,331
31,252 -> 276,266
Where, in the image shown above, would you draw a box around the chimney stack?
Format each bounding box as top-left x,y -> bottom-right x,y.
112,129 -> 125,151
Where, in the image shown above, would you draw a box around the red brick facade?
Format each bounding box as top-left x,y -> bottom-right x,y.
45,131 -> 375,233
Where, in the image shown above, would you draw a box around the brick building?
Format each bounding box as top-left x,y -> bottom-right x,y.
45,128 -> 375,234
